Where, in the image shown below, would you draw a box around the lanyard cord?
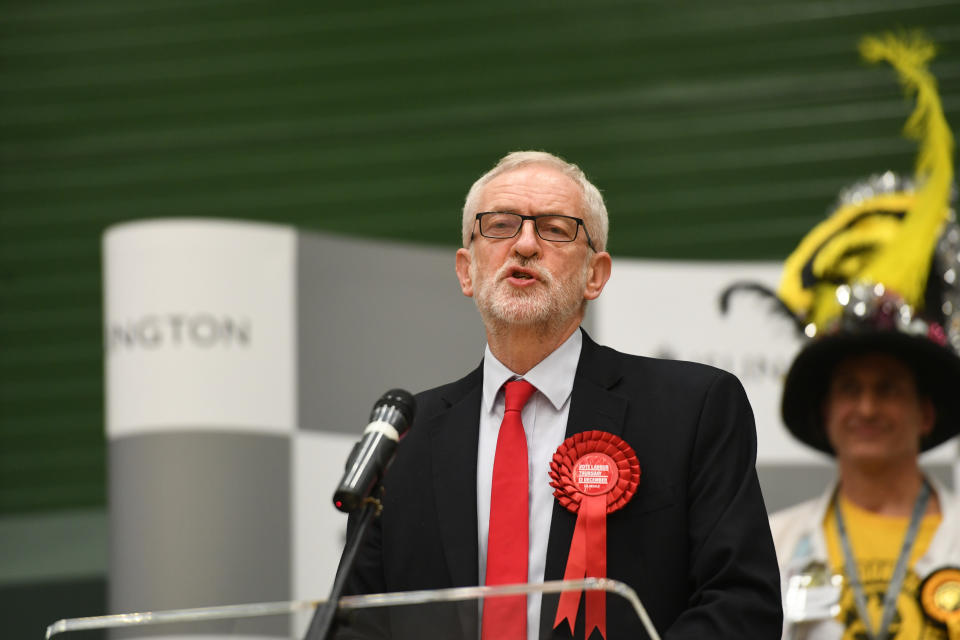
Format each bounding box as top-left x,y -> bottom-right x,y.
833,481 -> 931,640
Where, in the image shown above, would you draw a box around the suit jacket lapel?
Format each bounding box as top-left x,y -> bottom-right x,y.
543,331 -> 628,584
429,364 -> 484,589
564,331 -> 627,439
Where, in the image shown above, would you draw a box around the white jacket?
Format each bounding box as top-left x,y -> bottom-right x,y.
769,477 -> 960,639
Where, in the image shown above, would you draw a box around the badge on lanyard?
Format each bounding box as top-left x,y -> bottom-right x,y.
785,561 -> 843,623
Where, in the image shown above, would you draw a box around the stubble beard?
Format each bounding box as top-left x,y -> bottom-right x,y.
471,256 -> 588,334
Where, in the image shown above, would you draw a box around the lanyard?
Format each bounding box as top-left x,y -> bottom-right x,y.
833,481 -> 930,640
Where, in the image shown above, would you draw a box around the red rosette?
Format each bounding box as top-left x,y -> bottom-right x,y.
549,430 -> 641,640
549,430 -> 641,513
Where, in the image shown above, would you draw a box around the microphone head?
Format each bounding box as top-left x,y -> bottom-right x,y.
371,388 -> 416,433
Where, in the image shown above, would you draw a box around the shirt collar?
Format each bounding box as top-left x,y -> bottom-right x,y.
482,329 -> 582,412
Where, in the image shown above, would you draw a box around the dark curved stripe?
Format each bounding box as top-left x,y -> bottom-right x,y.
799,209 -> 906,289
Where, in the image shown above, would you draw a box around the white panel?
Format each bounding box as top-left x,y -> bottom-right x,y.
593,259 -> 958,465
104,219 -> 296,437
292,430 -> 355,603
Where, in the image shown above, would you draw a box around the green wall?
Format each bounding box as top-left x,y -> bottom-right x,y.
1,1 -> 958,632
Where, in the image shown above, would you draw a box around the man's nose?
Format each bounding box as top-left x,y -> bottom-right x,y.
855,390 -> 879,416
512,219 -> 541,256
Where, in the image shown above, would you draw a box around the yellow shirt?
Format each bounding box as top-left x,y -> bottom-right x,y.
824,495 -> 944,639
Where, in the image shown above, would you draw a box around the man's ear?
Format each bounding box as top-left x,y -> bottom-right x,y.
455,248 -> 474,297
583,251 -> 612,301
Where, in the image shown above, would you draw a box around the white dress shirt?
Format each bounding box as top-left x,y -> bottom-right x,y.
478,329 -> 581,640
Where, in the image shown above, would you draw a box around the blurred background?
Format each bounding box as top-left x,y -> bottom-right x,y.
2,0 -> 959,637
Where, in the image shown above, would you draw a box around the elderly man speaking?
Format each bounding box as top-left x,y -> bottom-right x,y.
341,151 -> 782,640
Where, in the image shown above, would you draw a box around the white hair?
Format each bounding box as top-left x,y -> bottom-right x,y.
461,151 -> 609,251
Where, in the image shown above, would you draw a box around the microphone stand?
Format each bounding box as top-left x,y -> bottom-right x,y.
303,491 -> 382,640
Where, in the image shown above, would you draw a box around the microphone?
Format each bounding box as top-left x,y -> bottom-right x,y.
333,389 -> 416,512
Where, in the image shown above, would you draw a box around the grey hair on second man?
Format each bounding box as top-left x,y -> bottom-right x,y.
461,151 -> 609,252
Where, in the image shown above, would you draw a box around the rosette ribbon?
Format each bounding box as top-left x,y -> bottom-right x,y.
549,430 -> 640,640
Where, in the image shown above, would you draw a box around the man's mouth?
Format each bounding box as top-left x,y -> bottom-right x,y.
504,265 -> 540,282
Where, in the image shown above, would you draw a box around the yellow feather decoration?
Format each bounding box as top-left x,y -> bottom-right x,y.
775,32 -> 954,332
857,31 -> 953,309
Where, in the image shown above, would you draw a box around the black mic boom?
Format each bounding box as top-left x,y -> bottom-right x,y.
333,389 -> 415,512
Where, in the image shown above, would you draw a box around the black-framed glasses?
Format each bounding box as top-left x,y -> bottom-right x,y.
473,212 -> 595,251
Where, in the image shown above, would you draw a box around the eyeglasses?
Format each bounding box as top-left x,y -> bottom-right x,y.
473,212 -> 595,251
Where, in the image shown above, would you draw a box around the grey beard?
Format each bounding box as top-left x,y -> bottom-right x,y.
472,259 -> 588,335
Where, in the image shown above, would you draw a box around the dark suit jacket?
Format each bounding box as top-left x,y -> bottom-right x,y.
341,331 -> 782,639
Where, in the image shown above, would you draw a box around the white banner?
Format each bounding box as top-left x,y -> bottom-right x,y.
103,219 -> 296,437
594,258 -> 957,465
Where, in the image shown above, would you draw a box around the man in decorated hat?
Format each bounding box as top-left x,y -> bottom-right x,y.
339,149 -> 782,639
757,33 -> 960,640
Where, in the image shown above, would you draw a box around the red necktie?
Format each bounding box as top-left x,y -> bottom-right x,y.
483,379 -> 537,640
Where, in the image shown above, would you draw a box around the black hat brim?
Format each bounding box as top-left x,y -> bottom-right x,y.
781,331 -> 960,455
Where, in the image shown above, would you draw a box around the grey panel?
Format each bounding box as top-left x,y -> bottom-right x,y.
757,463 -> 955,514
298,231 -> 486,434
109,432 -> 290,613
0,508 -> 106,584
757,463 -> 835,514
